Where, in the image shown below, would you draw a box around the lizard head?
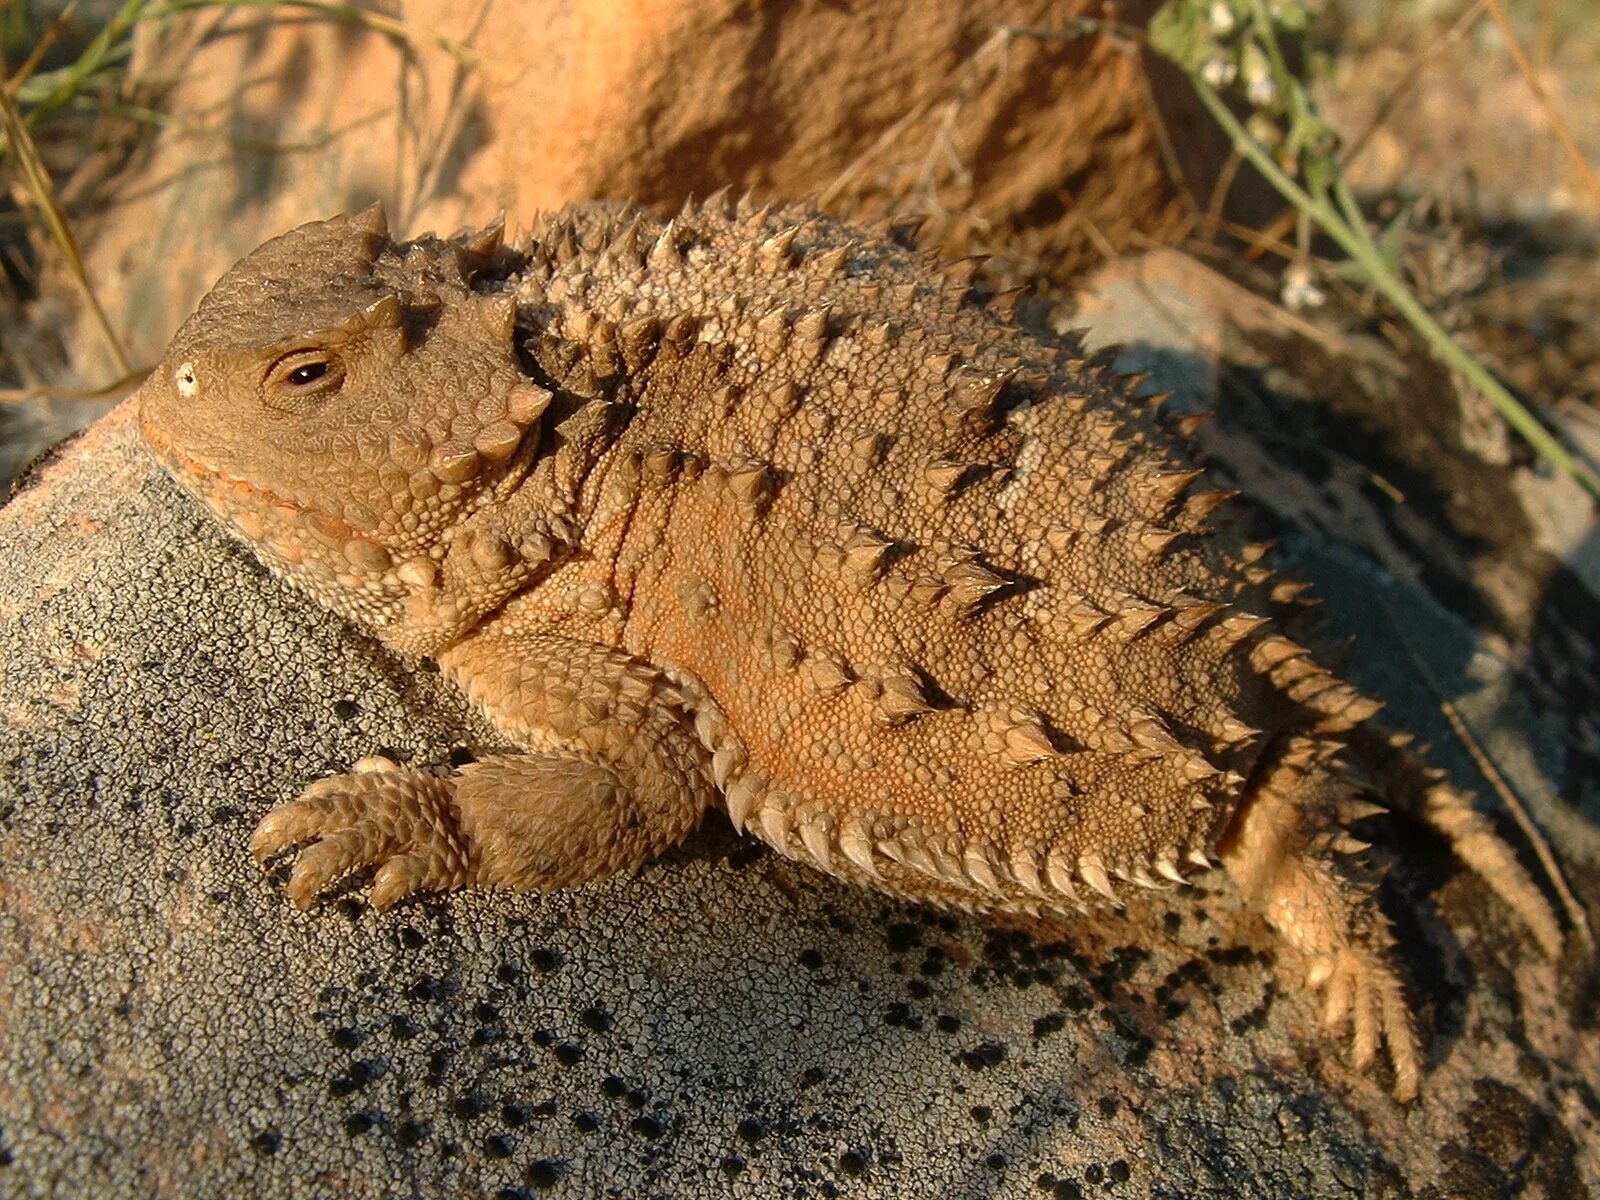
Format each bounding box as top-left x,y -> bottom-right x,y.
137,204 -> 553,637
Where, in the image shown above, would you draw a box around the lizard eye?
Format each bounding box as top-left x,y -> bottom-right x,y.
263,349 -> 346,412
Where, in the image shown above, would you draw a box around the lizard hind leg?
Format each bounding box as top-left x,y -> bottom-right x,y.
1219,737 -> 1423,1102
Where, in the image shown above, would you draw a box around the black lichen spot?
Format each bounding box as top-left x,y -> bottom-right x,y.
553,1042 -> 584,1067
526,1159 -> 563,1189
250,1130 -> 281,1157
721,1156 -> 746,1176
531,1029 -> 555,1048
210,805 -> 241,826
1032,1011 -> 1065,1038
884,1002 -> 913,1028
409,974 -> 448,1003
497,961 -> 524,985
572,1111 -> 599,1133
529,947 -> 562,973
328,1060 -> 381,1098
333,699 -> 360,720
1053,1181 -> 1084,1200
453,1090 -> 488,1120
335,897 -> 364,920
1098,1096 -> 1118,1118
630,1114 -> 665,1139
799,948 -> 823,970
960,1041 -> 1007,1071
736,1117 -> 767,1144
971,1105 -> 992,1124
448,746 -> 477,767
389,1014 -> 418,1041
839,1150 -> 867,1176
885,922 -> 920,953
579,1007 -> 615,1033
800,1066 -> 826,1088
474,1001 -> 501,1023
986,1152 -> 1007,1170
397,1119 -> 429,1148
330,1025 -> 363,1049
344,1112 -> 374,1137
936,1014 -> 961,1034
502,1103 -> 530,1128
600,1076 -> 627,1099
400,926 -> 426,950
484,1134 -> 514,1159
1109,1159 -> 1131,1183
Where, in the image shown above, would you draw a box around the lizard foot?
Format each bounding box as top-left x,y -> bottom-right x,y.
250,756 -> 476,909
1306,945 -> 1421,1103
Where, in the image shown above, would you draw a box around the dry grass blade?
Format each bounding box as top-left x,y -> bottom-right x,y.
1482,0 -> 1600,211
5,0 -> 80,95
0,366 -> 149,405
0,61 -> 129,376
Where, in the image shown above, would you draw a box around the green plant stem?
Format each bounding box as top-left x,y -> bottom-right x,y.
1191,75 -> 1600,501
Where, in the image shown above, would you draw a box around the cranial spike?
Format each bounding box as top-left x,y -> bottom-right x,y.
1332,834 -> 1372,856
1173,410 -> 1210,438
1113,602 -> 1167,638
726,459 -> 775,510
1142,468 -> 1205,512
838,818 -> 879,878
1183,488 -> 1237,525
1170,599 -> 1225,633
886,213 -> 928,247
703,184 -> 733,216
943,560 -> 1009,612
1217,715 -> 1261,746
1078,855 -> 1120,906
813,243 -> 851,276
648,220 -> 682,270
794,304 -> 832,342
1213,612 -> 1270,647
1001,716 -> 1056,767
619,314 -> 662,369
1186,846 -> 1214,869
1339,797 -> 1387,823
758,804 -> 793,852
799,816 -> 834,872
724,774 -> 764,833
891,282 -> 919,308
1155,854 -> 1188,885
1181,754 -> 1221,782
987,286 -> 1027,320
964,845 -> 1006,895
1270,579 -> 1316,606
712,741 -> 746,789
1128,715 -> 1182,753
1130,865 -> 1168,891
943,368 -> 1014,433
1135,526 -> 1180,559
923,458 -> 971,494
1045,854 -> 1083,903
877,670 -> 936,723
1010,848 -> 1049,898
804,649 -> 854,697
841,530 -> 893,582
760,224 -> 801,267
1240,541 -> 1274,564
1250,634 -> 1308,672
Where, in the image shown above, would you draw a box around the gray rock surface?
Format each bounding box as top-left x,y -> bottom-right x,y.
1,404 -> 1597,1199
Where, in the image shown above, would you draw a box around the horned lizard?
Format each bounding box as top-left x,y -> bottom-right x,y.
136,198 -> 1562,1101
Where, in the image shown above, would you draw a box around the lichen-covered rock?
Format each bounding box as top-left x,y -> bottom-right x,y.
2,404 -> 1597,1199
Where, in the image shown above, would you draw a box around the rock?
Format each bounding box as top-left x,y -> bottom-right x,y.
65,0 -> 1235,381
1,401 -> 1596,1195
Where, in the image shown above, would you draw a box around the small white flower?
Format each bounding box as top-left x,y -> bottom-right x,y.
1247,74 -> 1279,107
1207,2 -> 1237,34
1281,262 -> 1326,310
1201,57 -> 1238,87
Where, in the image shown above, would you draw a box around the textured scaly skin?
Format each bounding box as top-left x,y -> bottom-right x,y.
136,200 -> 1562,1102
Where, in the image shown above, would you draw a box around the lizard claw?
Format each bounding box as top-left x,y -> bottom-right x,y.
251,762 -> 475,908
1311,948 -> 1420,1102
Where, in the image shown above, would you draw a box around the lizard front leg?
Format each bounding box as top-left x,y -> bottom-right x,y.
251,632 -> 717,909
